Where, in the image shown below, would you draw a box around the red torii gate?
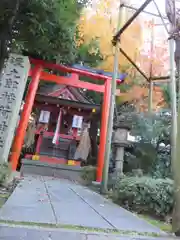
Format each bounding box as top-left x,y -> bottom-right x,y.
9,58 -> 123,182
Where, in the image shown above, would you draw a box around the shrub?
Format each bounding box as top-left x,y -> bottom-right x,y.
81,166 -> 96,184
151,149 -> 171,179
112,176 -> 174,219
0,163 -> 11,186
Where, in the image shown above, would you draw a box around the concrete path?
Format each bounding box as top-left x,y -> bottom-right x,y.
0,175 -> 167,237
0,225 -> 175,240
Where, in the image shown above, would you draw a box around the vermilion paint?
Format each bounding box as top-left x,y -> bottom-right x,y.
10,65 -> 42,170
96,79 -> 111,182
11,59 -> 123,182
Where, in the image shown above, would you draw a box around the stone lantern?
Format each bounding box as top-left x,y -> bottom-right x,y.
112,122 -> 131,177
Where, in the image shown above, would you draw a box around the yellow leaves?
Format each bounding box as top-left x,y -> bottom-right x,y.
77,0 -> 142,73
116,84 -> 166,112
77,0 -> 168,111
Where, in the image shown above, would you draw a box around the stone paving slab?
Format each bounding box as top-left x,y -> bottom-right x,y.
0,204 -> 55,223
0,175 -> 56,224
69,184 -> 165,234
0,225 -> 86,240
3,175 -> 47,207
0,225 -> 174,240
0,175 -> 167,235
44,178 -> 113,229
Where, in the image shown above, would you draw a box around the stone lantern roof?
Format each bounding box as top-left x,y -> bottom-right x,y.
113,120 -> 131,131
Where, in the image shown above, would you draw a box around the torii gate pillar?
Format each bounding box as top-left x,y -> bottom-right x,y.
10,65 -> 42,170
96,79 -> 111,182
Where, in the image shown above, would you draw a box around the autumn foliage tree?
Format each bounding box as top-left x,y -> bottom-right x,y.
138,20 -> 169,78
77,2 -> 169,111
77,0 -> 143,73
117,19 -> 169,111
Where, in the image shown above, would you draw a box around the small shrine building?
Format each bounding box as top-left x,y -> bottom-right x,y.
25,83 -> 101,166
10,59 -> 127,182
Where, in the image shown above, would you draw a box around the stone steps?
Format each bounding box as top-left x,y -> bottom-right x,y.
20,159 -> 82,182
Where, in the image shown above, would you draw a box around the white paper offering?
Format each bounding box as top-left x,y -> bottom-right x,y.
39,110 -> 50,123
72,115 -> 83,129
52,110 -> 62,145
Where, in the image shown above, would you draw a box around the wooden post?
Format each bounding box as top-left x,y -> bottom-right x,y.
170,32 -> 179,236
177,59 -> 180,111
169,37 -> 177,170
72,128 -> 78,138
10,65 -> 42,170
148,80 -> 153,112
100,2 -> 125,193
148,19 -> 154,113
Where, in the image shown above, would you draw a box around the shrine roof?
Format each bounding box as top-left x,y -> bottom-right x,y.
71,64 -> 127,81
35,94 -> 100,112
37,84 -> 94,104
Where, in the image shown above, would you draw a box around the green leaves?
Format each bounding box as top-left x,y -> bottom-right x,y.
113,176 -> 174,218
17,0 -> 78,63
116,104 -> 171,176
75,39 -> 103,67
81,166 -> 96,184
0,0 -> 94,66
0,163 -> 11,186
